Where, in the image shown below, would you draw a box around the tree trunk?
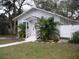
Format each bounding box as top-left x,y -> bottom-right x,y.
8,10 -> 13,34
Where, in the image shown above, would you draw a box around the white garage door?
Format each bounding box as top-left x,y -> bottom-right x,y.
60,25 -> 72,38
60,25 -> 79,38
72,25 -> 79,33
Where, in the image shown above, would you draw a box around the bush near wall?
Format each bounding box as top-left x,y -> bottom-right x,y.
36,17 -> 59,42
17,23 -> 26,38
69,31 -> 79,44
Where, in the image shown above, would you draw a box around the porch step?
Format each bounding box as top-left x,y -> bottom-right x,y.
25,36 -> 37,42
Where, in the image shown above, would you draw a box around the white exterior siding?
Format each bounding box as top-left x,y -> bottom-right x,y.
16,8 -> 79,40
60,25 -> 72,38
18,19 -> 27,25
30,10 -> 53,18
60,25 -> 79,38
17,9 -> 60,22
71,25 -> 79,33
54,16 -> 60,22
18,11 -> 79,39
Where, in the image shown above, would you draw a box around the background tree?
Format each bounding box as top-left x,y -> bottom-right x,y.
0,13 -> 9,34
55,0 -> 79,20
0,0 -> 28,34
34,0 -> 58,12
34,0 -> 79,20
68,0 -> 79,19
16,0 -> 25,14
1,0 -> 16,34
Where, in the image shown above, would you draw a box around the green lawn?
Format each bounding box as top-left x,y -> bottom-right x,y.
0,43 -> 79,59
0,39 -> 18,44
0,39 -> 24,44
0,35 -> 19,44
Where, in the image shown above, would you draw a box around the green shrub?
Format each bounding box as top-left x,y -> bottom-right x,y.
69,31 -> 79,44
17,23 -> 26,38
36,17 -> 59,42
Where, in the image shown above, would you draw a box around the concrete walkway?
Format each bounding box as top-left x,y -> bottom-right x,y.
0,41 -> 29,48
0,36 -> 36,48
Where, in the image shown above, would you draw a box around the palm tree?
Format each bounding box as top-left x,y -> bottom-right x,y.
36,17 -> 59,42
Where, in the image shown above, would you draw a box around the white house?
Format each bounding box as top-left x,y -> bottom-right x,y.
13,7 -> 79,42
